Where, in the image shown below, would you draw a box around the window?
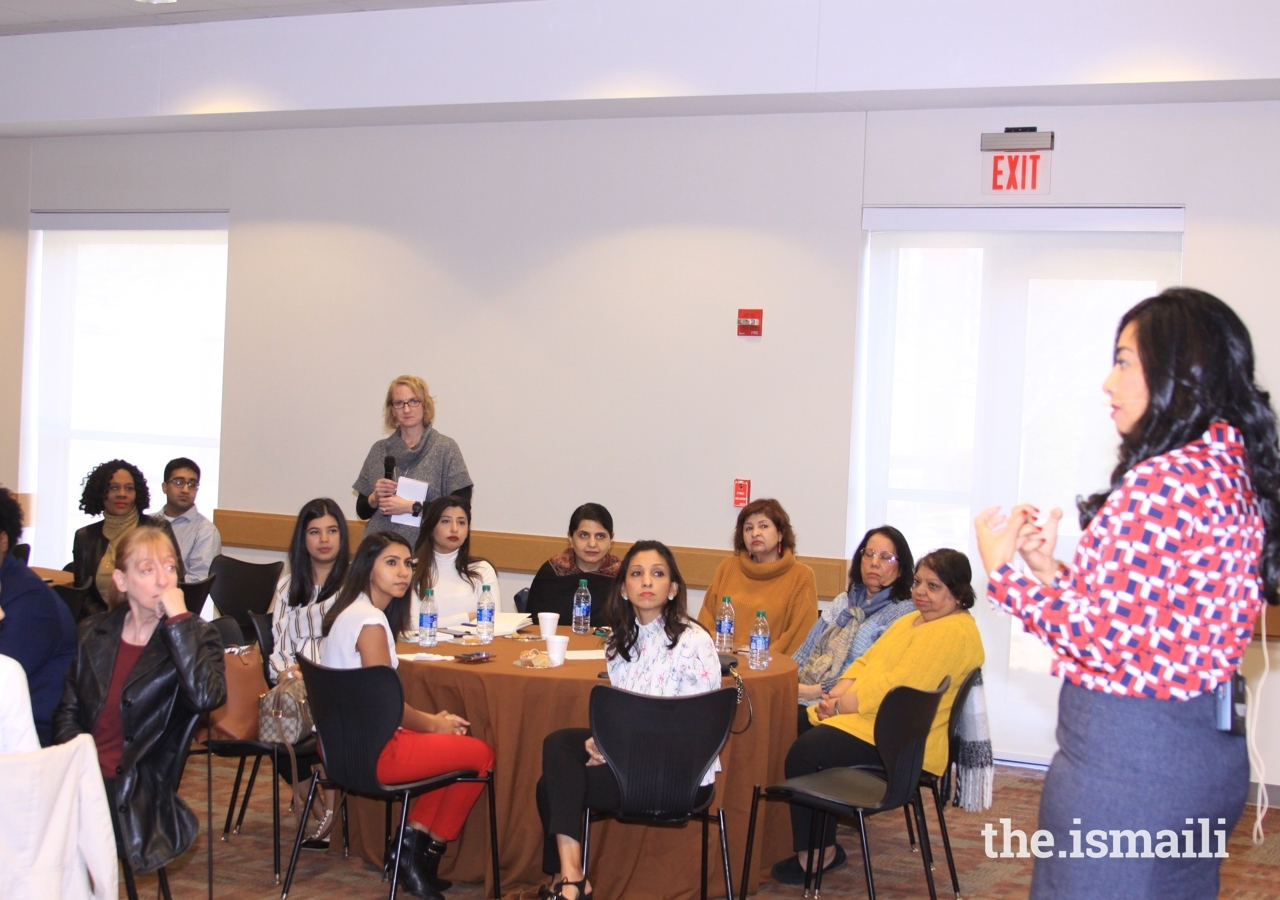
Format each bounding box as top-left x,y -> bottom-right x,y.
19,214 -> 229,569
851,213 -> 1182,762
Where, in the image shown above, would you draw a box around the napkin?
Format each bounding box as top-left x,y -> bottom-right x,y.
397,652 -> 452,662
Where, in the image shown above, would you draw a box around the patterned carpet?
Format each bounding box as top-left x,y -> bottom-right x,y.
126,759 -> 1278,899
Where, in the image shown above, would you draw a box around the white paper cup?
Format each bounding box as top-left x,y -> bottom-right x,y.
538,612 -> 560,640
546,635 -> 570,666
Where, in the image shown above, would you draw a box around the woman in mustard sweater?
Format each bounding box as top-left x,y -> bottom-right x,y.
770,548 -> 985,884
696,498 -> 818,656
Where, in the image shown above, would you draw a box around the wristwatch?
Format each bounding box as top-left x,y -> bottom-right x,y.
412,501 -> 423,518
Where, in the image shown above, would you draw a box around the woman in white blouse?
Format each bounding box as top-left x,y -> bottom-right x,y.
321,531 -> 494,900
269,498 -> 350,683
535,540 -> 721,900
410,495 -> 502,622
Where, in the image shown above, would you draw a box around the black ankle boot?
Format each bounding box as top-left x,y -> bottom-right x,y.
417,836 -> 453,892
395,828 -> 445,900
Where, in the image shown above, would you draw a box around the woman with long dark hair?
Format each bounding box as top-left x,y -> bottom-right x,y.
410,495 -> 501,622
976,288 -> 1279,900
534,541 -> 721,900
269,498 -> 351,683
790,526 -> 915,731
321,531 -> 493,900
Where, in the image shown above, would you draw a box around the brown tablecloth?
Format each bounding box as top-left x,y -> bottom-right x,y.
342,627 -> 797,899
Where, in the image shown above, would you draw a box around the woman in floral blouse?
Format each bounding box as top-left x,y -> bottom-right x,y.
976,288 -> 1280,900
534,540 -> 720,900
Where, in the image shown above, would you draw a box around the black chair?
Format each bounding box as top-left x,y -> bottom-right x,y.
204,612 -> 315,885
739,677 -> 951,900
209,555 -> 283,631
582,685 -> 739,900
181,575 -> 217,616
53,581 -> 93,622
282,658 -> 501,900
901,667 -> 983,900
513,587 -> 529,613
12,542 -> 30,563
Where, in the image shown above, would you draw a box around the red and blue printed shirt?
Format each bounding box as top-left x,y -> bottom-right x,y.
988,422 -> 1265,700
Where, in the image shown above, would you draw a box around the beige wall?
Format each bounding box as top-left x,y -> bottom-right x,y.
0,138 -> 30,487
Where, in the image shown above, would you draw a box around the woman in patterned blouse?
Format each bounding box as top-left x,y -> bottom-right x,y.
976,288 -> 1280,900
534,540 -> 721,900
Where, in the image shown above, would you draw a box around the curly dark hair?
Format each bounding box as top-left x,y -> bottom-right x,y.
1077,288 -> 1280,604
79,459 -> 149,517
0,487 -> 23,549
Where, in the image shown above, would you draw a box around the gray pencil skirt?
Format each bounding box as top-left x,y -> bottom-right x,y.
1030,681 -> 1249,900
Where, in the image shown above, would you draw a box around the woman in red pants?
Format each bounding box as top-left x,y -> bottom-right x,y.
321,530 -> 494,900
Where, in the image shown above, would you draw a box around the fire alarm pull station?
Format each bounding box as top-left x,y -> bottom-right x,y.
733,479 -> 751,508
737,309 -> 762,337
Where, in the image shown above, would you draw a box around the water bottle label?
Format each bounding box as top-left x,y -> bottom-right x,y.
477,607 -> 495,623
419,613 -> 437,630
574,601 -> 590,614
716,619 -> 733,635
750,634 -> 769,652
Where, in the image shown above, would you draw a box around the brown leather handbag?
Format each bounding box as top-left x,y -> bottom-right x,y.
207,645 -> 268,741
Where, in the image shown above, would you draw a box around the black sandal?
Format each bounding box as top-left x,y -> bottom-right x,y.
550,878 -> 591,900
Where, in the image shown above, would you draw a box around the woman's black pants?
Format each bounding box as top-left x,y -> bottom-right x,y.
784,723 -> 882,851
536,727 -> 713,874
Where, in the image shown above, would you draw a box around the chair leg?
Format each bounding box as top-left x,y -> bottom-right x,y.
803,810 -> 819,897
738,786 -> 761,900
717,808 -> 734,900
486,772 -> 501,900
382,799 -> 394,881
387,791 -> 411,900
912,793 -> 938,900
223,757 -> 247,840
701,813 -> 710,900
580,810 -> 592,882
341,793 -> 350,858
930,781 -> 961,899
280,773 -> 319,900
121,854 -> 140,900
855,809 -> 876,900
904,803 -> 918,852
156,867 -> 173,900
271,749 -> 281,884
234,755 -> 262,834
812,812 -> 830,899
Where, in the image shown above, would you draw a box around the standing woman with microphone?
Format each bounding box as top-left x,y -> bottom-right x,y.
975,288 -> 1280,900
354,376 -> 475,546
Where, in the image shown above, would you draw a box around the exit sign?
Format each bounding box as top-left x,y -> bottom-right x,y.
982,151 -> 1051,195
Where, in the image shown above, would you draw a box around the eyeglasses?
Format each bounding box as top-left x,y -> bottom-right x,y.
861,549 -> 898,563
168,478 -> 200,489
391,398 -> 423,411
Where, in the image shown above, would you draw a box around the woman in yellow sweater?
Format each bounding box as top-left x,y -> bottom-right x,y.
770,548 -> 985,884
696,498 -> 818,656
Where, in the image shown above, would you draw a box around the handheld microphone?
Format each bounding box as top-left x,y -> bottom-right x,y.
384,456 -> 396,482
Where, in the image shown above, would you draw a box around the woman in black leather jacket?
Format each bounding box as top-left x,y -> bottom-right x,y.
54,525 -> 225,875
70,459 -> 184,616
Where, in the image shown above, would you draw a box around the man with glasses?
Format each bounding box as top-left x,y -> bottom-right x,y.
157,458 -> 221,582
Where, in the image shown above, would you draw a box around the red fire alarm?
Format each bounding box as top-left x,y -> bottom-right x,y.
733,479 -> 751,508
737,309 -> 762,337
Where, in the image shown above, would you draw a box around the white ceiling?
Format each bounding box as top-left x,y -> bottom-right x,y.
0,0 -> 526,36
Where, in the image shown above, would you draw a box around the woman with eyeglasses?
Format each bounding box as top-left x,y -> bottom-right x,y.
354,375 -> 474,546
790,526 -> 915,734
70,459 -> 185,616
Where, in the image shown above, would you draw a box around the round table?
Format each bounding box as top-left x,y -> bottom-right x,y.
342,627 -> 797,900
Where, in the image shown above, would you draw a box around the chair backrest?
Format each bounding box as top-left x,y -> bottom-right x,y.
249,612 -> 276,685
297,657 -> 405,796
208,555 -> 283,630
590,685 -> 738,824
211,616 -> 245,649
871,676 -> 950,811
513,587 -> 529,614
53,582 -> 91,622
180,575 -> 216,615
940,667 -> 982,799
12,543 -> 30,563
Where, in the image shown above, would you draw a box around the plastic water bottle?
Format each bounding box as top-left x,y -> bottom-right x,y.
748,610 -> 770,670
477,584 -> 495,644
572,579 -> 592,634
714,596 -> 735,652
418,588 -> 438,648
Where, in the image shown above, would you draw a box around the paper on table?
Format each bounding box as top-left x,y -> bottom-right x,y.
452,612 -> 532,637
390,476 -> 429,526
397,653 -> 452,662
563,649 -> 607,660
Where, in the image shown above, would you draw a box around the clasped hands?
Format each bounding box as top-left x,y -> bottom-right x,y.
974,503 -> 1064,583
371,478 -> 413,517
430,711 -> 470,736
